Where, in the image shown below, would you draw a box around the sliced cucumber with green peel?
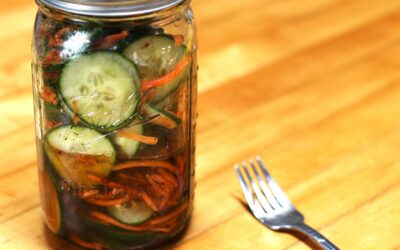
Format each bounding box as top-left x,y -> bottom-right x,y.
107,200 -> 153,225
60,52 -> 141,132
38,170 -> 62,234
143,104 -> 181,129
112,124 -> 143,158
44,126 -> 116,185
123,35 -> 189,103
83,215 -> 158,248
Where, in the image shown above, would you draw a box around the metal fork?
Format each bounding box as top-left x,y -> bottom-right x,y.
235,157 -> 339,250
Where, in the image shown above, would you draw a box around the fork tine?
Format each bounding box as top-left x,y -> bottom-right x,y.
235,165 -> 268,217
241,162 -> 274,214
249,159 -> 281,209
234,164 -> 256,211
256,157 -> 291,206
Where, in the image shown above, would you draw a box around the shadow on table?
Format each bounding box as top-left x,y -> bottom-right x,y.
234,194 -> 323,250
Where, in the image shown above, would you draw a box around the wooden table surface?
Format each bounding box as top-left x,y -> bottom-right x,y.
1,0 -> 400,249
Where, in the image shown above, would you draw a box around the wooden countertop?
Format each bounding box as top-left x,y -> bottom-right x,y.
1,0 -> 400,249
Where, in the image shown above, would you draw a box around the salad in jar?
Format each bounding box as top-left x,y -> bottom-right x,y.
32,5 -> 196,249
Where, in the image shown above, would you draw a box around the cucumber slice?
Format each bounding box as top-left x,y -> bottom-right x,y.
38,170 -> 62,234
83,215 -> 158,248
123,35 -> 189,103
60,52 -> 140,132
143,104 -> 180,129
44,126 -> 116,185
107,200 -> 154,225
112,124 -> 143,158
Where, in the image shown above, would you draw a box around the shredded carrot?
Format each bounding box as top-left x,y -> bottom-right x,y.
40,86 -> 58,105
93,30 -> 129,49
48,27 -> 73,46
83,195 -> 130,207
157,169 -> 179,188
44,120 -> 63,130
112,161 -> 177,173
39,22 -> 52,38
117,172 -> 148,185
87,174 -> 123,188
89,211 -> 169,232
86,174 -> 143,199
80,189 -> 99,198
116,130 -> 158,145
142,56 -> 190,91
149,203 -> 187,226
44,48 -> 62,64
150,114 -> 177,129
165,200 -> 179,209
44,71 -> 59,79
174,35 -> 184,46
69,234 -> 103,250
145,174 -> 175,210
165,191 -> 180,208
176,155 -> 184,173
141,192 -> 159,211
72,100 -> 79,125
148,173 -> 168,185
146,175 -> 172,203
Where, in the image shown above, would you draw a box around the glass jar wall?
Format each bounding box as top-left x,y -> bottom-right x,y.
32,1 -> 197,249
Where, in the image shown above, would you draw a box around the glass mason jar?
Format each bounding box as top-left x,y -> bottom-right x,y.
31,0 -> 197,249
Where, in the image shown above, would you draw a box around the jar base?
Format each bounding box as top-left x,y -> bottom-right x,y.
43,215 -> 193,250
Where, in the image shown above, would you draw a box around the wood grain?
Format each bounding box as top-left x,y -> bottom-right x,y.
1,0 -> 400,249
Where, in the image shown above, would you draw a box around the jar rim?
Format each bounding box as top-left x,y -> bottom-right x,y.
36,0 -> 186,17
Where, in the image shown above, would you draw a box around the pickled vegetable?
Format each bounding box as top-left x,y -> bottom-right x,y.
33,9 -> 196,249
60,52 -> 141,132
123,35 -> 189,103
38,170 -> 61,234
107,200 -> 154,224
44,126 -> 116,185
112,124 -> 143,158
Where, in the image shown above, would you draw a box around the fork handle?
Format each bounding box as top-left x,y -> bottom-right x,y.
292,223 -> 339,250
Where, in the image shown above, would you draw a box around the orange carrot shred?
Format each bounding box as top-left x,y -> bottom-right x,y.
142,56 -> 190,91
80,189 -> 99,198
165,190 -> 180,208
86,175 -> 142,199
146,175 -> 172,199
118,172 -> 148,185
174,35 -> 184,46
116,130 -> 158,145
44,71 -> 59,81
149,203 -> 187,226
72,100 -> 79,125
157,169 -> 179,188
150,114 -> 177,129
48,27 -> 73,46
82,195 -> 130,207
141,192 -> 159,211
87,174 -> 123,188
93,30 -> 129,49
89,211 -> 169,232
44,49 -> 62,64
148,173 -> 168,185
112,161 -> 177,173
40,86 -> 58,105
44,120 -> 63,130
69,234 -> 103,250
